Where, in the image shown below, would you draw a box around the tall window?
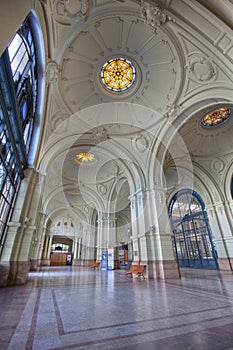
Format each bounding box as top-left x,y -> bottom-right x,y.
0,14 -> 38,255
231,176 -> 233,199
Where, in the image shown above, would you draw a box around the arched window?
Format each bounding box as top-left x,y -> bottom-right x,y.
0,13 -> 40,255
8,20 -> 37,154
231,176 -> 233,199
169,189 -> 218,270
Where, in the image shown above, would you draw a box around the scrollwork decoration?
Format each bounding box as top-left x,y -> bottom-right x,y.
185,54 -> 217,82
140,0 -> 167,33
46,60 -> 59,84
55,0 -> 90,23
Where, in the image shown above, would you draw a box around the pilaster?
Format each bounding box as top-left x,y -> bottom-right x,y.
96,212 -> 117,262
130,187 -> 180,279
207,201 -> 233,271
0,221 -> 20,287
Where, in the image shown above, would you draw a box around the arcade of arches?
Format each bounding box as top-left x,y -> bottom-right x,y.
0,0 -> 233,286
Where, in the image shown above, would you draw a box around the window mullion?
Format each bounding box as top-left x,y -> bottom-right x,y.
0,51 -> 27,172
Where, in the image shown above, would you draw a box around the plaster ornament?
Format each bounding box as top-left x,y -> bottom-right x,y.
55,0 -> 89,21
133,133 -> 148,153
46,61 -> 59,84
80,0 -> 89,17
92,127 -> 109,143
97,184 -> 107,196
163,104 -> 181,119
130,198 -> 135,210
217,206 -> 223,215
83,205 -> 89,213
56,0 -> 67,16
140,0 -> 167,32
186,54 -> 217,82
211,159 -> 225,173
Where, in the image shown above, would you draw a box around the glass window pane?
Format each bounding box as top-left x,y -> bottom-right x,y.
0,163 -> 6,188
8,34 -> 23,62
12,51 -> 29,80
0,15 -> 38,254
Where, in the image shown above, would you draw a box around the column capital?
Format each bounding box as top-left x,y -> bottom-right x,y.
8,221 -> 21,228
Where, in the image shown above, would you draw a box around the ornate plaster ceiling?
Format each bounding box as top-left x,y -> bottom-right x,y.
58,9 -> 181,113
177,104 -> 233,158
41,0 -> 233,222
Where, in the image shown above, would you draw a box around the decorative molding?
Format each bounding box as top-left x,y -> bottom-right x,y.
97,184 -> 107,196
46,60 -> 59,84
130,198 -> 135,210
80,0 -> 89,17
185,54 -> 217,82
211,159 -> 225,174
83,205 -> 89,214
92,127 -> 109,144
140,0 -> 168,32
163,104 -> 181,119
217,205 -> 223,215
132,133 -> 148,153
54,0 -> 90,22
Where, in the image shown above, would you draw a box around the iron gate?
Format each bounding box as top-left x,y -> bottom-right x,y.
169,190 -> 218,270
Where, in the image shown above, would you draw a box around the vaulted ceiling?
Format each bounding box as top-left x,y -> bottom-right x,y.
36,0 -> 233,228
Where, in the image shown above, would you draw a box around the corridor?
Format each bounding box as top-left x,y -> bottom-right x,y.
1,267 -> 233,350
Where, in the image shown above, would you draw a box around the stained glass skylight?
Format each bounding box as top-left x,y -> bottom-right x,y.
201,107 -> 231,127
75,152 -> 95,163
100,57 -> 136,92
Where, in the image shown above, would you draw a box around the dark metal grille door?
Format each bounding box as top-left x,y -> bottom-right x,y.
169,190 -> 218,270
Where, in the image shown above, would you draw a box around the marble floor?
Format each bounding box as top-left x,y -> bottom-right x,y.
1,266 -> 233,350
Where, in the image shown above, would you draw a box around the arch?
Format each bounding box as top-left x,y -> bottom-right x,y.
169,189 -> 218,270
27,10 -> 46,165
0,12 -> 45,255
168,188 -> 205,216
37,102 -> 163,173
232,177 -> 233,199
148,98 -> 233,189
166,160 -> 225,210
225,162 -> 233,202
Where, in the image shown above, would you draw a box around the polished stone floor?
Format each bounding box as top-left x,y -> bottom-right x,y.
1,266 -> 233,350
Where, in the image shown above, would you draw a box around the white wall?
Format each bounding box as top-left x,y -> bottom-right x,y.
0,0 -> 31,55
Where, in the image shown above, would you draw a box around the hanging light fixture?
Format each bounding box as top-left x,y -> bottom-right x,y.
75,152 -> 95,163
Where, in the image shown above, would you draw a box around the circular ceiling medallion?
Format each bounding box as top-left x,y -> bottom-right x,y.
100,57 -> 136,93
201,107 -> 231,127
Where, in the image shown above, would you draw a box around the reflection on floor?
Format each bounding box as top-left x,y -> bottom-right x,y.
1,266 -> 233,349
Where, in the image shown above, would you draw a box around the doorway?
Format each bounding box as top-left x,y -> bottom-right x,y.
169,189 -> 218,269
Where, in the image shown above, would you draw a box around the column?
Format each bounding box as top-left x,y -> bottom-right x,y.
85,228 -> 95,262
73,238 -> 78,259
207,201 -> 233,270
148,188 -> 180,279
46,236 -> 53,260
129,195 -> 140,263
30,211 -> 46,270
38,226 -> 46,262
77,238 -> 82,260
0,221 -> 21,287
106,214 -> 117,245
43,236 -> 49,259
129,187 -> 180,279
16,225 -> 36,284
96,213 -> 106,261
96,212 -> 117,264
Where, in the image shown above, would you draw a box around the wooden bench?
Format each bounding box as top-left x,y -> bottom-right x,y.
125,264 -> 146,279
90,261 -> 100,269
